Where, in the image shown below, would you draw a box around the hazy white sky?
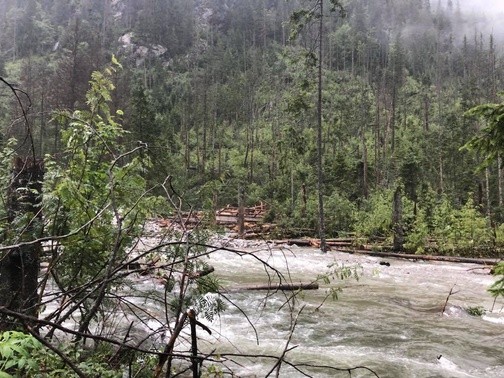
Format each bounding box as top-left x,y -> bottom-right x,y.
458,0 -> 504,15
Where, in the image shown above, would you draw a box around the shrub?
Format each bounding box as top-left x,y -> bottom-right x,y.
404,208 -> 429,253
0,331 -> 43,376
432,197 -> 492,254
354,189 -> 393,239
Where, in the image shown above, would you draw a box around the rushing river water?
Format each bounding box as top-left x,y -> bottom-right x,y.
194,243 -> 504,378
41,238 -> 504,377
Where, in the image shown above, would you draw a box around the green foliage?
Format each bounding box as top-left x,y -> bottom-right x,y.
494,223 -> 504,246
0,0 -> 503,248
463,101 -> 504,168
323,191 -> 357,235
449,198 -> 492,251
195,291 -> 226,323
277,189 -> 355,237
466,306 -> 485,316
405,194 -> 493,254
434,197 -> 491,254
203,364 -> 224,378
289,0 -> 345,41
0,139 -> 16,234
404,208 -> 430,253
43,59 -> 164,307
0,332 -> 123,377
429,195 -> 457,251
25,343 -> 123,378
2,0 -> 504,375
317,262 -> 362,300
488,262 -> 504,299
354,189 -> 394,239
0,331 -> 43,376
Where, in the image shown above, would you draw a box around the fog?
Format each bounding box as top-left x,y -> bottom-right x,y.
458,0 -> 504,15
452,0 -> 504,48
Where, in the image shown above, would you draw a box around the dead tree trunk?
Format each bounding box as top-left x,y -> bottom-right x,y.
229,283 -> 319,292
392,186 -> 404,252
237,186 -> 245,236
0,157 -> 44,331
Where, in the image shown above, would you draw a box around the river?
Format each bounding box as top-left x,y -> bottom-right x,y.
195,242 -> 504,377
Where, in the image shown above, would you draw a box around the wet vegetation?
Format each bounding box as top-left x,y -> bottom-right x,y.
1,1 -> 504,253
0,0 -> 503,376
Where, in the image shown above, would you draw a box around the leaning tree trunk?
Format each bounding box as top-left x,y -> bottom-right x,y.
0,157 -> 44,331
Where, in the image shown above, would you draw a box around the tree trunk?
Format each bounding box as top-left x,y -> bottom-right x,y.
423,93 -> 430,132
498,155 -> 503,207
390,86 -> 397,154
237,186 -> 245,236
317,0 -> 327,252
392,186 -> 404,251
0,157 -> 44,331
343,249 -> 499,266
361,129 -> 369,198
375,87 -> 381,187
485,166 -> 491,218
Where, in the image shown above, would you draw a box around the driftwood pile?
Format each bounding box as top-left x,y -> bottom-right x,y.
157,203 -> 273,237
215,203 -> 267,224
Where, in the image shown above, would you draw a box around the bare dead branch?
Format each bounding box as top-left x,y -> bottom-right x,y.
442,284 -> 459,315
0,77 -> 36,160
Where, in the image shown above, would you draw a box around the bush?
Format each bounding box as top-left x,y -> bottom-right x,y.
322,190 -> 357,236
404,208 -> 430,253
354,189 -> 393,239
406,195 -> 493,255
432,197 -> 492,254
0,331 -> 43,376
279,190 -> 355,237
451,198 -> 493,251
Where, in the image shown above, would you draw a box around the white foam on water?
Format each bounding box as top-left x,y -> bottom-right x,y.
482,313 -> 504,324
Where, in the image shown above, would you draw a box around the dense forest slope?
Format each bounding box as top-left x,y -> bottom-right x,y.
1,0 -> 504,254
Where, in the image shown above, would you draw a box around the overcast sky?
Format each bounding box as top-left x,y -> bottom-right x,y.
458,0 -> 504,16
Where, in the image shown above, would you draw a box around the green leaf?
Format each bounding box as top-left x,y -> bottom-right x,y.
0,346 -> 12,359
4,360 -> 18,370
111,54 -> 120,66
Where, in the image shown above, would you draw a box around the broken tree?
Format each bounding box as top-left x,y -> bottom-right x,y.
0,157 -> 44,331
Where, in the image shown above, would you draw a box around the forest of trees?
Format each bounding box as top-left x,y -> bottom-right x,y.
1,0 -> 504,252
1,0 -> 504,254
0,0 -> 504,376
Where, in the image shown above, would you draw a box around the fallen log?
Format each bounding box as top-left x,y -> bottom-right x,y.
338,248 -> 500,266
276,238 -> 356,248
230,283 -> 319,292
187,266 -> 215,279
273,237 -> 500,265
275,239 -> 322,247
